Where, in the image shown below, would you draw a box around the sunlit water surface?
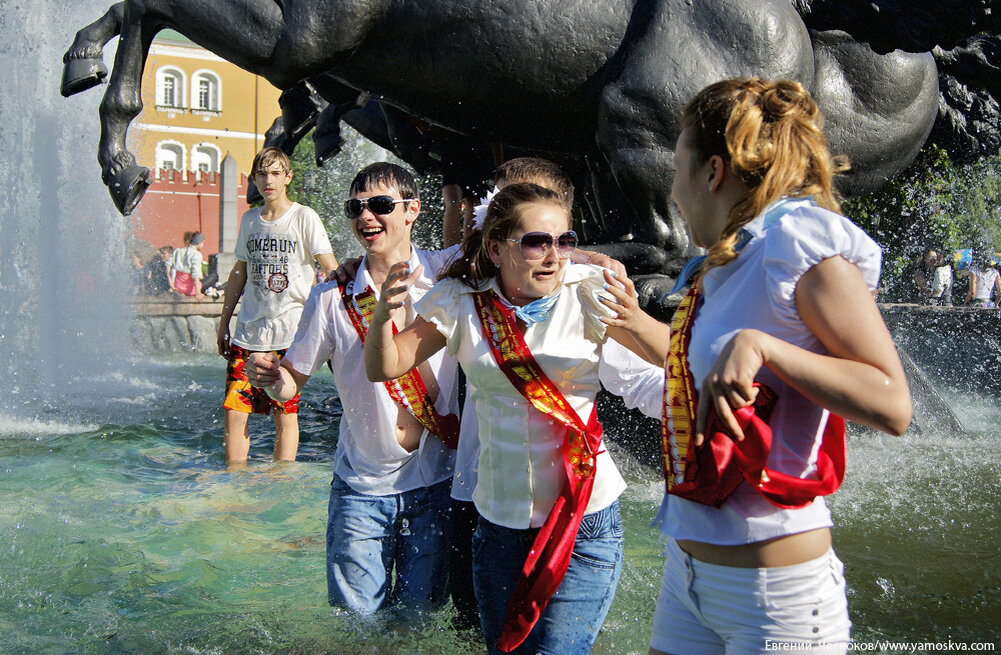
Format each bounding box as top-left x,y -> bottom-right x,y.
1,354 -> 999,654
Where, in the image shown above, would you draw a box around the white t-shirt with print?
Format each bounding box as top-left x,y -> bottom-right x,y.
232,202 -> 333,350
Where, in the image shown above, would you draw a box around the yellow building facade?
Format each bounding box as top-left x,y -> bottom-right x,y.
133,30 -> 282,176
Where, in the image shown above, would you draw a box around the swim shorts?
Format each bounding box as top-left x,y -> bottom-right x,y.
223,345 -> 300,415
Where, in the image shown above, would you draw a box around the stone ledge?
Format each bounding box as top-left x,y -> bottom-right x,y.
130,293 -> 229,317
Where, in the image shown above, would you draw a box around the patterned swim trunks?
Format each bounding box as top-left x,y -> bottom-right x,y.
223,345 -> 300,415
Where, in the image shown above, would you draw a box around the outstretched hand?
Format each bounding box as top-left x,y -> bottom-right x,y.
694,329 -> 767,445
373,262 -> 423,323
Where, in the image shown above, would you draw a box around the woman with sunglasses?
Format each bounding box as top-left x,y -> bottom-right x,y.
364,182 -> 643,654
600,78 -> 912,654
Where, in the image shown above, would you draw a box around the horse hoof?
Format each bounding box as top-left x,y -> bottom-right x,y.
108,164 -> 151,215
60,57 -> 108,97
314,134 -> 345,167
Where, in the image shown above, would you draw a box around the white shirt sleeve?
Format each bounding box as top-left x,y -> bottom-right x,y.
299,205 -> 334,258
598,339 -> 665,419
234,210 -> 252,262
283,282 -> 338,376
763,206 -> 882,314
190,249 -> 204,280
414,278 -> 464,355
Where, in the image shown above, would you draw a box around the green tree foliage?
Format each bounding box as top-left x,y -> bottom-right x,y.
843,146 -> 1001,301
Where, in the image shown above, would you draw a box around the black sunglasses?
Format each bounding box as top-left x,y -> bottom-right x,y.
504,230 -> 578,260
343,195 -> 411,219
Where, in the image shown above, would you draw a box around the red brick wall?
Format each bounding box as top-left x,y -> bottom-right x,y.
130,168 -> 251,254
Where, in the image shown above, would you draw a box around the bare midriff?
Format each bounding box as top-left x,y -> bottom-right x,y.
677,527 -> 831,568
393,358 -> 441,453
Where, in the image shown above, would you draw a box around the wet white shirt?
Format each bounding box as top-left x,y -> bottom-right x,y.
283,246 -> 461,495
417,264 -> 628,529
654,198 -> 882,545
232,203 -> 333,350
449,338 -> 665,503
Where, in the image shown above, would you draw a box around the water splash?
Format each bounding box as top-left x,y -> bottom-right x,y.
0,1 -> 130,421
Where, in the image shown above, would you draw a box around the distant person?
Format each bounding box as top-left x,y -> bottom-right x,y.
914,248 -> 953,306
169,231 -> 206,299
129,251 -> 146,294
143,246 -> 173,295
217,146 -> 338,467
963,248 -> 1001,307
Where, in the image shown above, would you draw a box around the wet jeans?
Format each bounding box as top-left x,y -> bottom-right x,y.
472,500 -> 624,655
326,475 -> 451,615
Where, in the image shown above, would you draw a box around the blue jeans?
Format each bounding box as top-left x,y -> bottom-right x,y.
472,500 -> 624,655
326,475 -> 451,615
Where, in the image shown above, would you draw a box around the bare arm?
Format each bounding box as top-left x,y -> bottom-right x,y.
315,252 -> 339,277
363,262 -> 447,381
697,255 -> 912,444
217,260 -> 247,356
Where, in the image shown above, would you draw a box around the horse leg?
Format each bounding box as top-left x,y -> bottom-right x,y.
61,2 -> 125,97
96,1 -> 160,215
309,75 -> 370,165
809,31 -> 938,197
95,0 -> 289,214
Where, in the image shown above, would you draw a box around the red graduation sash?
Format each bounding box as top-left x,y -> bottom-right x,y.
472,289 -> 603,653
661,283 -> 846,509
339,276 -> 459,449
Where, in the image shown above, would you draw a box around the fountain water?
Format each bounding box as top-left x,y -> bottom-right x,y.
0,1 -> 999,652
0,0 -> 130,434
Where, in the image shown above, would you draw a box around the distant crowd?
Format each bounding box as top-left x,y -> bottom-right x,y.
130,231 -> 221,299
912,246 -> 1001,307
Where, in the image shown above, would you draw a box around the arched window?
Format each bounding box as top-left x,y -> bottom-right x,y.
155,141 -> 185,171
191,70 -> 221,112
155,66 -> 186,108
192,144 -> 221,173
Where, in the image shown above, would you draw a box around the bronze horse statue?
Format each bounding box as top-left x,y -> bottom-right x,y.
62,0 -> 994,253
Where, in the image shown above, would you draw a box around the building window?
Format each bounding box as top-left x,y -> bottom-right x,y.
192,144 -> 220,173
191,70 -> 221,113
155,67 -> 186,108
155,141 -> 185,171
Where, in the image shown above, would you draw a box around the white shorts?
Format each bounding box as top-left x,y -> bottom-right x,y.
649,538 -> 851,655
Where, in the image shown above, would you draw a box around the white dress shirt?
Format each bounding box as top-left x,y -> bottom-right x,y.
654,199 -> 882,545
416,264 -> 629,529
283,245 -> 461,495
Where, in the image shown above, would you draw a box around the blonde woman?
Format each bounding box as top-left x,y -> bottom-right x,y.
601,78 -> 912,654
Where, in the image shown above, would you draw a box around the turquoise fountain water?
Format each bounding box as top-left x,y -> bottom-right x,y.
1,2 -> 999,653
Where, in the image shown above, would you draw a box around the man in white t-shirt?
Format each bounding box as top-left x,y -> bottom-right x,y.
242,162 -> 460,616
216,147 -> 338,467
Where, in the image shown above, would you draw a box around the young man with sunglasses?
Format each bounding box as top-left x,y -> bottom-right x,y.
243,162 -> 461,617
217,146 -> 338,468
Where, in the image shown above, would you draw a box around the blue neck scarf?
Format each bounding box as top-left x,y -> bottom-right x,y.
498,291 -> 561,325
